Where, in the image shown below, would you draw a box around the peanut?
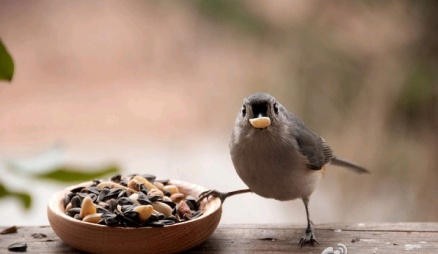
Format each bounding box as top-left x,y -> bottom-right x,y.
82,213 -> 102,224
97,181 -> 128,191
153,181 -> 164,190
249,117 -> 271,128
133,175 -> 157,190
163,185 -> 179,195
134,205 -> 154,222
80,196 -> 96,218
148,188 -> 164,198
152,202 -> 173,217
170,193 -> 185,203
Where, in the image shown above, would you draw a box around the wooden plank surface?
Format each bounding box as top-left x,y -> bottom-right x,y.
1,223 -> 437,253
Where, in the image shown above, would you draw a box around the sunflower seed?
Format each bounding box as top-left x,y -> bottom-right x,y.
185,197 -> 199,211
70,186 -> 84,193
0,225 -> 17,234
97,188 -> 109,202
110,174 -> 122,183
106,199 -> 118,212
102,213 -> 118,226
92,179 -> 101,185
149,221 -> 165,227
117,197 -> 133,206
70,196 -> 82,208
8,242 -> 27,252
31,233 -> 47,239
191,210 -> 203,219
64,192 -> 75,207
66,207 -> 81,217
142,174 -> 156,182
155,179 -> 169,185
86,186 -> 100,195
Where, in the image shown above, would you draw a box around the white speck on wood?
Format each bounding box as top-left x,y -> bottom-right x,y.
404,244 -> 421,250
360,239 -> 378,243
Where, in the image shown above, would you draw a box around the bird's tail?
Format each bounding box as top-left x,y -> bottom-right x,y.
330,157 -> 369,174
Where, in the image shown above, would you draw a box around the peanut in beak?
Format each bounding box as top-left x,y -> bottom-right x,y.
249,117 -> 271,128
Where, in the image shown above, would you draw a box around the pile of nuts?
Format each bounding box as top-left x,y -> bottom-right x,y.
63,174 -> 202,227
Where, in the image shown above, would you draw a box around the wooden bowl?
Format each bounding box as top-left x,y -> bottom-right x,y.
47,180 -> 222,254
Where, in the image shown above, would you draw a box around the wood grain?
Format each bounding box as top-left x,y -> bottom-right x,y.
1,223 -> 437,253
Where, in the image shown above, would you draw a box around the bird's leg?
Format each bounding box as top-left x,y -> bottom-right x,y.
299,197 -> 319,247
197,189 -> 251,204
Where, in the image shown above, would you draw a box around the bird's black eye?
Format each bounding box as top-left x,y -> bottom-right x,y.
273,103 -> 279,114
242,105 -> 246,117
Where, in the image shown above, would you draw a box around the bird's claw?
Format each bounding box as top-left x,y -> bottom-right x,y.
197,189 -> 227,205
299,230 -> 319,247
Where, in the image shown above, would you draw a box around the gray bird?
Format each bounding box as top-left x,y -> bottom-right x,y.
198,92 -> 368,246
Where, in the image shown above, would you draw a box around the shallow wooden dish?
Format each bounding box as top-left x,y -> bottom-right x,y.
47,180 -> 222,254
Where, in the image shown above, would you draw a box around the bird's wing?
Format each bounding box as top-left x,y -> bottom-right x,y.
291,119 -> 333,170
291,118 -> 368,173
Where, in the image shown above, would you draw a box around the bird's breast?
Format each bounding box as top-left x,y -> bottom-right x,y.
230,132 -> 321,200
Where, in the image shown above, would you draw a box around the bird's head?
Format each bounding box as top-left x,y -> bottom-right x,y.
235,92 -> 287,132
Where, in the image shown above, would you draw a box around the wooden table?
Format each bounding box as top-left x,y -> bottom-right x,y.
1,223 -> 437,253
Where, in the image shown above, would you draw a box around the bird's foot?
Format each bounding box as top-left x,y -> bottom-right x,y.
197,189 -> 228,205
299,229 -> 319,247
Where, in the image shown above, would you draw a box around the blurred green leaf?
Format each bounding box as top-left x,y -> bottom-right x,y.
194,0 -> 267,36
35,164 -> 120,183
0,40 -> 14,82
0,182 -> 32,210
393,65 -> 436,126
10,192 -> 32,209
399,67 -> 433,111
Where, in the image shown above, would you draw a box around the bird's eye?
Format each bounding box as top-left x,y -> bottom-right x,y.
242,105 -> 246,117
273,103 -> 279,114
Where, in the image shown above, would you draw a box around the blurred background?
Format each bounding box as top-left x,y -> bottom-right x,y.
0,0 -> 437,226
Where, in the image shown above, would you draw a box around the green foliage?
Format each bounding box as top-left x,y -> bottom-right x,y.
193,0 -> 267,36
35,164 -> 120,183
1,162 -> 120,210
394,65 -> 436,127
0,182 -> 32,210
0,40 -> 14,82
399,66 -> 434,112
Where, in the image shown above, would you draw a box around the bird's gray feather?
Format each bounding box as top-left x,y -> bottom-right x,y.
330,157 -> 369,174
288,114 -> 333,170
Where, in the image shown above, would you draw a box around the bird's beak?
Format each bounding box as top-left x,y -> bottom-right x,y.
249,115 -> 271,129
